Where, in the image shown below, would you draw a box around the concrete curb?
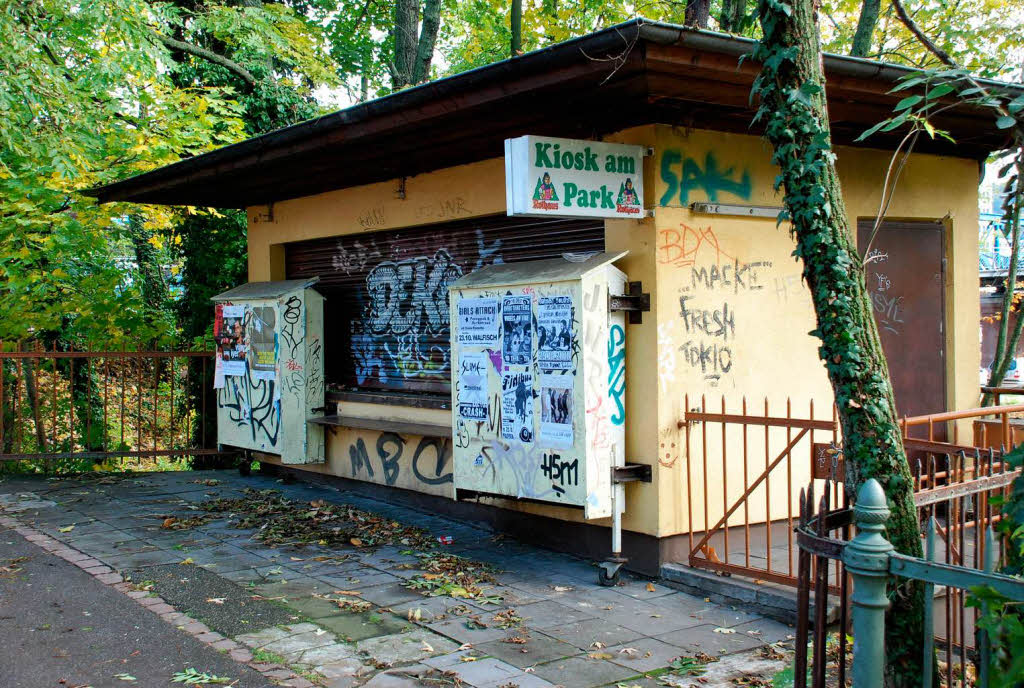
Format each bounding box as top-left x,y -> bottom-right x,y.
0,514 -> 316,688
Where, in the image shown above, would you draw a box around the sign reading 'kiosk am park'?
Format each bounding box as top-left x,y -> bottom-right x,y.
504,135 -> 645,220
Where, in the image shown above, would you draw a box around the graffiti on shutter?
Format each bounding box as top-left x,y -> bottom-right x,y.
285,214 -> 605,395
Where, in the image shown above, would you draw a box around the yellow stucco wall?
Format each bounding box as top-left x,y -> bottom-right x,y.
246,123 -> 980,540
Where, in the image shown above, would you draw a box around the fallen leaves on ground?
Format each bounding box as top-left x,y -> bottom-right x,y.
0,556 -> 29,575
170,667 -> 232,685
759,643 -> 786,661
404,552 -> 498,600
491,608 -> 523,629
313,592 -> 372,613
199,488 -> 435,549
160,516 -> 212,530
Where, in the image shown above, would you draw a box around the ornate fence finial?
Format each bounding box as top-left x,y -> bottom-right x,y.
844,478 -> 893,688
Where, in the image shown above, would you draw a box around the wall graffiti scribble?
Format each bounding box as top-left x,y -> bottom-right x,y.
348,432 -> 454,487
659,151 -> 752,206
607,324 -> 626,426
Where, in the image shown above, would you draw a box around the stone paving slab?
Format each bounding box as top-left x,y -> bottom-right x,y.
475,633 -> 579,668
530,654 -> 638,687
540,617 -> 645,651
354,628 -> 459,665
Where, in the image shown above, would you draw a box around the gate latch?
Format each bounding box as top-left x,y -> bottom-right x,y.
609,282 -> 651,324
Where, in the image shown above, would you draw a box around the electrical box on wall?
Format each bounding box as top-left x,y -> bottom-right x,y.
449,252 -> 628,519
211,278 -> 325,464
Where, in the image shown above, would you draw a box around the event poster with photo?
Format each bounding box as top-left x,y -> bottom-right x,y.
537,295 -> 573,371
502,295 -> 532,366
457,351 -> 490,422
248,305 -> 277,381
457,297 -> 500,347
216,304 -> 247,378
540,374 -> 573,448
501,370 -> 534,443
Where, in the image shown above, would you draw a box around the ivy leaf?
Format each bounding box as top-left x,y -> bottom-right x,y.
996,115 -> 1018,129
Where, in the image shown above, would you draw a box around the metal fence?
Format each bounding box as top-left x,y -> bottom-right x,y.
682,395 -> 1024,591
0,340 -> 221,467
796,458 -> 1023,688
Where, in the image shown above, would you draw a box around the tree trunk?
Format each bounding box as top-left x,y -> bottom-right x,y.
684,0 -> 711,28
510,0 -> 522,56
1,357 -> 14,454
850,0 -> 880,56
20,343 -> 46,453
413,0 -> 441,84
751,0 -> 925,683
392,0 -> 418,88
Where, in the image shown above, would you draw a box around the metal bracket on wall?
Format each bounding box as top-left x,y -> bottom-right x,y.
613,462 -> 652,484
609,281 -> 650,324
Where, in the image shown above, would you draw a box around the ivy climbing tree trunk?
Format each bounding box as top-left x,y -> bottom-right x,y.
751,0 -> 925,684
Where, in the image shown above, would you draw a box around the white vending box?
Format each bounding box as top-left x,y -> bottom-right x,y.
212,278 -> 325,464
449,252 -> 627,519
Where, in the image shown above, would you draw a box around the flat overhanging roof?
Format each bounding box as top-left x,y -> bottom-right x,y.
87,18 -> 1022,209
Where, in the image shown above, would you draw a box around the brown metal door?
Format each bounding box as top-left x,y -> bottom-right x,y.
857,220 -> 946,437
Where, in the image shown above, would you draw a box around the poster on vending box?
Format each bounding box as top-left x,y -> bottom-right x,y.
215,304 -> 247,378
540,374 -> 574,448
248,306 -> 277,381
537,295 -> 573,371
457,351 -> 490,422
457,297 -> 499,347
501,370 -> 533,443
502,295 -> 532,366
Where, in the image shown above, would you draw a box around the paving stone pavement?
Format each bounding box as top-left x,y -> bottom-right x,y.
0,470 -> 795,687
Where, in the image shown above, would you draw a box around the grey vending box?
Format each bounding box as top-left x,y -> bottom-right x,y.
211,278 -> 325,464
449,252 -> 627,519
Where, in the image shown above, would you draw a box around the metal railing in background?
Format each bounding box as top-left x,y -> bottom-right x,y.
900,399 -> 1024,453
796,458 -> 1023,688
0,340 -> 221,467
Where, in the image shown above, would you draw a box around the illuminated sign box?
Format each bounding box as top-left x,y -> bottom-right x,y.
505,135 -> 645,220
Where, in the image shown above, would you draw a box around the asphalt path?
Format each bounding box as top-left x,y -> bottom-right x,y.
0,528 -> 275,688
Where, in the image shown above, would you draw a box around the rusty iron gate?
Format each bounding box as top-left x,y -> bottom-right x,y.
0,340 -> 222,466
682,394 -> 839,588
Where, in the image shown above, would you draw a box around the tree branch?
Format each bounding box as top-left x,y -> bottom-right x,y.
890,0 -> 954,66
156,34 -> 257,87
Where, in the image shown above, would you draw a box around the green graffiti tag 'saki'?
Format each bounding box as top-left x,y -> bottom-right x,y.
659,150 -> 753,205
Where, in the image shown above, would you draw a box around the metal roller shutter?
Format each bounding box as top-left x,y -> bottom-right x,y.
284,214 -> 605,396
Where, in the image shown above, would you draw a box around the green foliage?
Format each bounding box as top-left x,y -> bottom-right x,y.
820,0 -> 1024,77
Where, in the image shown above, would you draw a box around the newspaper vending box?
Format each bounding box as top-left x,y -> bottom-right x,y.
450,252 -> 644,583
211,278 -> 325,464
